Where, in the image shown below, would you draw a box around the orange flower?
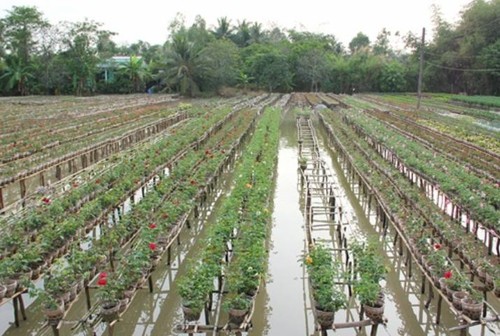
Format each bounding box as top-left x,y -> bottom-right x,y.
305,256 -> 313,265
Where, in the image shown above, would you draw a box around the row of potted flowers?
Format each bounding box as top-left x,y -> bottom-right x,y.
223,107 -> 280,325
29,103 -> 262,323
342,109 -> 498,233
320,110 -> 499,296
0,95 -> 181,164
0,102 -> 235,258
318,111 -> 492,320
0,101 -> 231,246
0,103 -> 258,308
178,107 -> 280,324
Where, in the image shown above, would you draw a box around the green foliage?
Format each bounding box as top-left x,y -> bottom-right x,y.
1,2 -> 498,95
305,244 -> 347,312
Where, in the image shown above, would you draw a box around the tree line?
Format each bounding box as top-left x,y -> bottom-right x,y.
0,0 -> 498,97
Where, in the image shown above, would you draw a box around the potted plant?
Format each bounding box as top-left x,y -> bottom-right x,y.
177,265 -> 212,322
305,244 -> 347,328
444,270 -> 468,301
32,288 -> 65,325
352,239 -> 386,322
461,289 -> 483,320
96,274 -> 120,322
223,292 -> 251,325
0,260 -> 19,297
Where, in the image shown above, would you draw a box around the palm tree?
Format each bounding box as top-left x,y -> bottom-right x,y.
0,55 -> 34,95
249,23 -> 265,45
231,20 -> 251,48
119,55 -> 149,93
212,17 -> 233,40
163,32 -> 207,97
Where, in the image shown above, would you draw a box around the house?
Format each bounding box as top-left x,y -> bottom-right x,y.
98,56 -> 143,83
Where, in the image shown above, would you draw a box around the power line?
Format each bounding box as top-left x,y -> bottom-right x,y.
425,60 -> 500,72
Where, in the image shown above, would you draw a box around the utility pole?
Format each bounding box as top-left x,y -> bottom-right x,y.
417,27 -> 425,110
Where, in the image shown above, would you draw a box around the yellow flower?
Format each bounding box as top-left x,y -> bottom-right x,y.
246,183 -> 252,188
305,256 -> 313,265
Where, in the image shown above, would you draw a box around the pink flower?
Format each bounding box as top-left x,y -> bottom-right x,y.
99,272 -> 108,279
434,243 -> 442,250
444,271 -> 452,279
97,278 -> 107,286
149,223 -> 157,229
149,242 -> 157,251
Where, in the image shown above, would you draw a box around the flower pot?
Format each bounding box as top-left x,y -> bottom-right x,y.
157,236 -> 169,248
100,301 -> 120,322
124,287 -> 135,300
363,302 -> 384,322
315,308 -> 334,328
484,273 -> 494,291
61,291 -> 71,305
43,299 -> 65,325
432,274 -> 441,289
69,282 -> 79,302
446,286 -> 459,302
118,297 -> 129,313
476,267 -> 486,282
452,291 -> 468,311
461,298 -> 482,320
228,307 -> 248,325
182,305 -> 201,322
0,285 -> 6,302
438,278 -> 447,294
4,279 -> 18,298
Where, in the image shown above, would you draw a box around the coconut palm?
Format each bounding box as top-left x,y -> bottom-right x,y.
212,17 -> 233,40
163,32 -> 208,97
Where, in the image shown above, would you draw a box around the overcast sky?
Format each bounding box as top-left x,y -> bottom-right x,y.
0,0 -> 472,48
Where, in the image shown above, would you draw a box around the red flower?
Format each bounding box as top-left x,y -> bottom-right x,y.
149,223 -> 157,229
42,197 -> 51,204
444,271 -> 452,279
97,277 -> 107,286
434,243 -> 442,250
149,242 -> 157,251
99,272 -> 108,278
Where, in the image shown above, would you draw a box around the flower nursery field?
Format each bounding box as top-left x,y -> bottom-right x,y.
0,93 -> 498,336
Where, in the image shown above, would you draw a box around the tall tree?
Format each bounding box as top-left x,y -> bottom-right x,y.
201,39 -> 240,91
2,6 -> 48,65
245,44 -> 292,92
62,20 -> 114,95
162,30 -> 207,96
212,17 -> 233,40
232,20 -> 251,47
1,6 -> 48,94
349,32 -> 370,54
